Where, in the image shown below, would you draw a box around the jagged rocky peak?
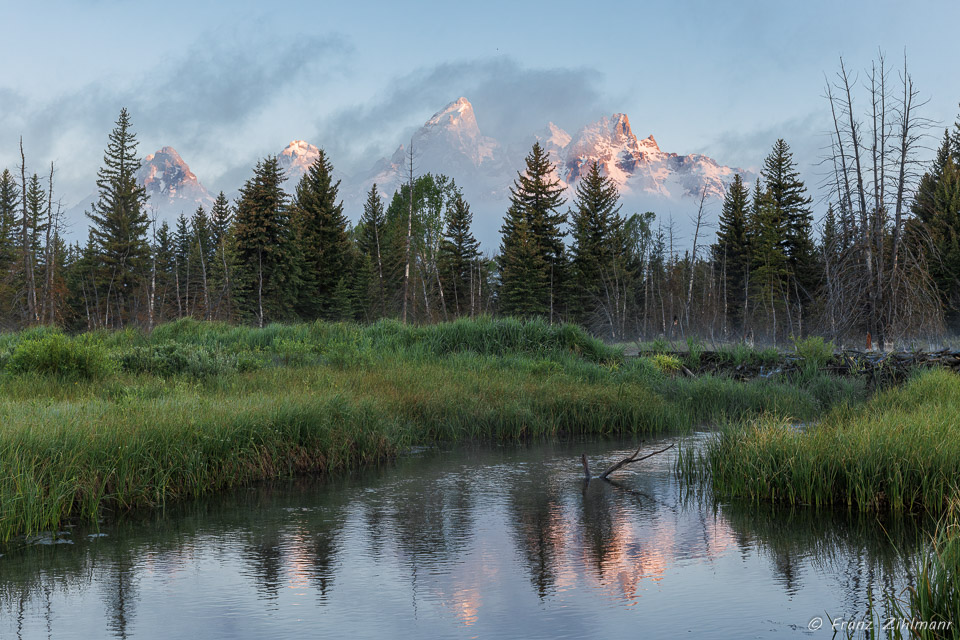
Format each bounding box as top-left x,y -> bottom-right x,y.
137,146 -> 213,214
140,147 -> 198,192
536,122 -> 572,151
425,97 -> 479,132
278,139 -> 321,182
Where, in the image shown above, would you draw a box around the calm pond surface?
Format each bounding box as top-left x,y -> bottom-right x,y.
0,434 -> 929,639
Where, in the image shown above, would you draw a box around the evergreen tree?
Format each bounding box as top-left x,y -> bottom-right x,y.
761,139 -> 818,329
190,206 -> 214,319
911,129 -> 960,326
497,213 -> 549,317
208,192 -> 234,321
568,161 -> 622,329
86,108 -> 150,327
152,220 -> 176,323
498,142 -> 566,318
356,184 -> 387,318
713,173 -> 751,331
173,213 -> 192,317
0,169 -> 19,321
750,185 -> 790,341
438,191 -> 481,316
290,150 -> 351,320
233,156 -> 297,326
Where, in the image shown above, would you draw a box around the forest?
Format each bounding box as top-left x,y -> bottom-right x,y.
1,58 -> 959,349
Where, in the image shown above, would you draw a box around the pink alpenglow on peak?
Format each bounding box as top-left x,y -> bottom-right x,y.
137,146 -> 213,216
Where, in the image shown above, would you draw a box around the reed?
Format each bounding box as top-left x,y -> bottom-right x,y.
697,369 -> 960,514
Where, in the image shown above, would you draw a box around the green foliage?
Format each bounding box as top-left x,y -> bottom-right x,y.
118,342 -> 250,378
85,108 -> 150,326
291,149 -> 352,320
6,334 -> 114,380
498,142 -> 567,317
652,354 -> 681,375
685,336 -> 705,368
792,335 -> 834,369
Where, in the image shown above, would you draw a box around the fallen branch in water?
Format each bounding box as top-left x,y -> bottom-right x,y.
581,442 -> 676,481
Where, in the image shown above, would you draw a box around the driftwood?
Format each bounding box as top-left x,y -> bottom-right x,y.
581,443 -> 675,481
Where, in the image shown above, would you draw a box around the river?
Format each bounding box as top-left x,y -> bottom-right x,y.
0,434 -> 927,638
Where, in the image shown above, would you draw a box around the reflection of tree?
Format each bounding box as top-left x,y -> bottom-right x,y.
99,548 -> 138,639
722,502 -> 930,607
579,480 -> 618,575
508,475 -> 565,598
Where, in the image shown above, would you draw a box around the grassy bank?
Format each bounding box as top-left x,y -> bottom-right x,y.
693,368 -> 960,514
0,317 -> 864,541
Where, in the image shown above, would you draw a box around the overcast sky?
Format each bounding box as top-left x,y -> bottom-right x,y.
2,0 -> 959,217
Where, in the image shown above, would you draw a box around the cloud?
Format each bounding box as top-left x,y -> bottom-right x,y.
698,111 -> 832,193
0,32 -> 354,212
314,57 -> 609,173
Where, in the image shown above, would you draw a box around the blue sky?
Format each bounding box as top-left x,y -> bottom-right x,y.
2,0 -> 959,214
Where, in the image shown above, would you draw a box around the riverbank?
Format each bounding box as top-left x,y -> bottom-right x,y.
0,317 -> 865,540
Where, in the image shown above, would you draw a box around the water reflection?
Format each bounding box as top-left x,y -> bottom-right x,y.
0,437 -> 931,639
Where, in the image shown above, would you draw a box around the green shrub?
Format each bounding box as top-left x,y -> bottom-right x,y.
652,354 -> 682,375
118,342 -> 235,378
6,334 -> 114,380
793,336 -> 834,369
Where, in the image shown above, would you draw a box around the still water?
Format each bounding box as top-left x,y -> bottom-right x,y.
0,435 -> 927,639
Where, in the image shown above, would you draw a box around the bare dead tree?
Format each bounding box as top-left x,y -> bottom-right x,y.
823,53 -> 940,347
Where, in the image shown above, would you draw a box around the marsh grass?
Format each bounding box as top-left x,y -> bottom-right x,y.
0,317 -> 863,540
696,369 -> 960,514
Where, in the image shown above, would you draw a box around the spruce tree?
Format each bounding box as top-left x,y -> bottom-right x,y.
911,129 -> 960,325
190,206 -> 213,319
357,184 -> 387,318
173,213 -> 191,317
209,192 -> 234,320
233,156 -> 297,326
0,169 -> 19,320
750,185 -> 789,341
498,142 -> 566,318
498,212 -> 549,317
291,150 -> 351,320
153,220 -> 176,322
713,173 -> 751,331
86,108 -> 150,327
761,139 -> 817,329
568,161 -> 622,329
438,191 -> 481,316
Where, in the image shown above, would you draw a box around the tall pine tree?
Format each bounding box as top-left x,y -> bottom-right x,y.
356,183 -> 387,318
86,108 -> 150,327
233,156 -> 297,326
761,139 -> 817,332
498,142 -> 566,319
290,150 -> 351,320
713,173 -> 751,333
438,191 -> 481,317
568,161 -> 624,332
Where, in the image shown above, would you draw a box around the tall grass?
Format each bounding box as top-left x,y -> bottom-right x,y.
697,369 -> 960,514
0,317 -> 863,540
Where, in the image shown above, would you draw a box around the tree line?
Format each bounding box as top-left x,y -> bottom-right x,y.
2,56 -> 960,344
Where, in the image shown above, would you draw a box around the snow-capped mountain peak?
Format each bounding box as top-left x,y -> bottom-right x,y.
278,139 -> 321,183
137,146 -> 213,216
536,122 -> 572,152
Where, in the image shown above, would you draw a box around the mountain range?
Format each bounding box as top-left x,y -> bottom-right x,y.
72,97 -> 753,248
